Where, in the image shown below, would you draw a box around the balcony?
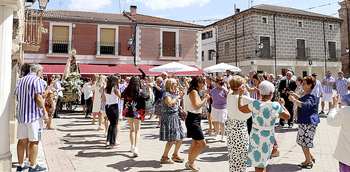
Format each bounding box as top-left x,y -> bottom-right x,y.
23,9 -> 43,51
159,43 -> 182,60
96,42 -> 121,56
47,40 -> 74,54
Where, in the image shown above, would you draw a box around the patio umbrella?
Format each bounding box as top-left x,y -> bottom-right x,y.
149,62 -> 198,72
203,63 -> 241,73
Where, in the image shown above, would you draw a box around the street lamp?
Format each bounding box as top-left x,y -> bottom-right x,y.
255,43 -> 264,54
38,0 -> 49,10
341,47 -> 349,56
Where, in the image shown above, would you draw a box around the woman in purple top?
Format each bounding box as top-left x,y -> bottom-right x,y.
209,78 -> 228,142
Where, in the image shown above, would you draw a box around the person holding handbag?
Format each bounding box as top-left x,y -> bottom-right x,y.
159,78 -> 186,164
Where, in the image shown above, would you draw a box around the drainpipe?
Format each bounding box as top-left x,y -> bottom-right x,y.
323,19 -> 327,73
235,18 -> 238,67
273,13 -> 277,77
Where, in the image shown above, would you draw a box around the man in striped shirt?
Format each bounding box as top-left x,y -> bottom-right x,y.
335,71 -> 348,102
320,71 -> 335,115
14,64 -> 48,172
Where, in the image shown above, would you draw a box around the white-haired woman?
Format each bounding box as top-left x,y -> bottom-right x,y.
238,81 -> 290,172
328,93 -> 350,172
151,76 -> 164,128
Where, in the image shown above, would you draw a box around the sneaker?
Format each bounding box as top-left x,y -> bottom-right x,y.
130,145 -> 135,153
116,140 -> 121,145
98,126 -> 104,130
133,147 -> 139,157
106,141 -> 110,146
16,165 -> 30,172
28,164 -> 46,172
213,135 -> 221,141
108,145 -> 115,149
114,143 -> 119,147
221,136 -> 226,142
319,111 -> 324,115
209,133 -> 217,136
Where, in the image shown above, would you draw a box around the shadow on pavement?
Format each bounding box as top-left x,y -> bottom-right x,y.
267,163 -> 303,171
107,159 -> 162,171
275,127 -> 298,133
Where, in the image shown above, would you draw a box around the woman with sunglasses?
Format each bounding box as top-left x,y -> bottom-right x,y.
159,78 -> 186,164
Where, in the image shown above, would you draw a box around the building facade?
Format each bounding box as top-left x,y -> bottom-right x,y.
24,6 -> 203,72
339,1 -> 350,76
201,26 -> 217,70
211,4 -> 342,77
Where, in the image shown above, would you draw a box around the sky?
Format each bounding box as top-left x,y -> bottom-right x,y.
29,0 -> 342,26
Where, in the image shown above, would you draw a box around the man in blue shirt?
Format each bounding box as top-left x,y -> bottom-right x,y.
320,71 -> 334,115
312,73 -> 323,108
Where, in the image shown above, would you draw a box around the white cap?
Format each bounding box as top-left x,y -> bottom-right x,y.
258,81 -> 275,96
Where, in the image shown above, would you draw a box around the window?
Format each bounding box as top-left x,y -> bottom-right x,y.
260,36 -> 270,57
329,24 -> 333,30
303,71 -> 307,78
297,39 -> 306,58
163,31 -> 176,57
329,42 -> 336,59
202,51 -> 204,61
225,42 -> 229,54
100,28 -> 116,55
52,26 -> 69,53
201,31 -> 213,40
208,49 -> 214,60
225,24 -> 228,30
262,17 -> 267,23
298,21 -> 303,27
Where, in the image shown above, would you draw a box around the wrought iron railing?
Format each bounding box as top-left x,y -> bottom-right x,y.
159,43 -> 182,57
96,42 -> 121,55
47,40 -> 74,54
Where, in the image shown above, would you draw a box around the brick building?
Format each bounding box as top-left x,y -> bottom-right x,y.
24,6 -> 204,76
208,4 -> 342,77
339,1 -> 350,76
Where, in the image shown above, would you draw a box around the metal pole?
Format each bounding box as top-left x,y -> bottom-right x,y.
235,19 -> 237,67
133,24 -> 137,66
274,14 -> 277,77
323,19 -> 327,73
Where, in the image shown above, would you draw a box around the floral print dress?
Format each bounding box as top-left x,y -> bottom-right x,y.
247,100 -> 283,168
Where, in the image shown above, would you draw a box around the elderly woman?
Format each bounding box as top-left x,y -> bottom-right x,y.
226,75 -> 254,172
288,76 -> 319,169
184,76 -> 210,171
293,77 -> 304,121
151,77 -> 165,128
327,94 -> 350,172
159,78 -> 186,164
209,78 -> 228,142
239,81 -> 290,172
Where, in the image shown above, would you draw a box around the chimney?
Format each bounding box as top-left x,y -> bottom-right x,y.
130,5 -> 137,16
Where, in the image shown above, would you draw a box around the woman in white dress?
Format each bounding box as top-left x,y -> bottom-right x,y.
90,75 -> 106,130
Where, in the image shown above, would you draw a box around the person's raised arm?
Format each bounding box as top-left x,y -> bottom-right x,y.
278,98 -> 290,120
238,86 -> 251,113
327,95 -> 344,127
177,79 -> 185,91
42,78 -> 57,99
114,87 -> 122,100
164,92 -> 184,107
189,90 -> 209,110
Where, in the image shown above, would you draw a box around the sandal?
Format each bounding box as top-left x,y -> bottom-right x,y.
160,156 -> 174,164
46,127 -> 55,130
185,162 -> 200,171
172,154 -> 184,162
298,161 -> 313,169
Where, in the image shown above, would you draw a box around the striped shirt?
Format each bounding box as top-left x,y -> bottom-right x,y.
335,77 -> 348,98
322,76 -> 334,94
14,73 -> 45,123
248,80 -> 259,100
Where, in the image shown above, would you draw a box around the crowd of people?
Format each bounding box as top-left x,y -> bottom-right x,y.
14,64 -> 350,172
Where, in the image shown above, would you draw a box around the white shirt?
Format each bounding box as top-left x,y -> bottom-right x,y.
184,93 -> 202,114
327,107 -> 350,166
105,87 -> 118,105
224,75 -> 233,83
227,94 -> 254,120
162,78 -> 168,86
82,83 -> 93,100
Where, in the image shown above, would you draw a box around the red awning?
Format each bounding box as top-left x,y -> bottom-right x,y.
40,64 -> 66,74
79,64 -> 142,76
138,64 -> 204,76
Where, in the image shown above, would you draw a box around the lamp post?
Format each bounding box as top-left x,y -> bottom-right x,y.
38,0 -> 49,10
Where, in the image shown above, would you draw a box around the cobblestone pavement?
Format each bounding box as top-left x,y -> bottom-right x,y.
11,103 -> 340,172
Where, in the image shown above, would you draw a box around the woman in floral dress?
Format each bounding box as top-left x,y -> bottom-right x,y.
159,78 -> 186,164
238,81 -> 290,172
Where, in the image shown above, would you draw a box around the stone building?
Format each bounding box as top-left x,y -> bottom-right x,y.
208,4 -> 342,77
339,1 -> 350,76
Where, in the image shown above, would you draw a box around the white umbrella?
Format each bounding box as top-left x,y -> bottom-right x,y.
149,62 -> 198,72
203,63 -> 241,73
